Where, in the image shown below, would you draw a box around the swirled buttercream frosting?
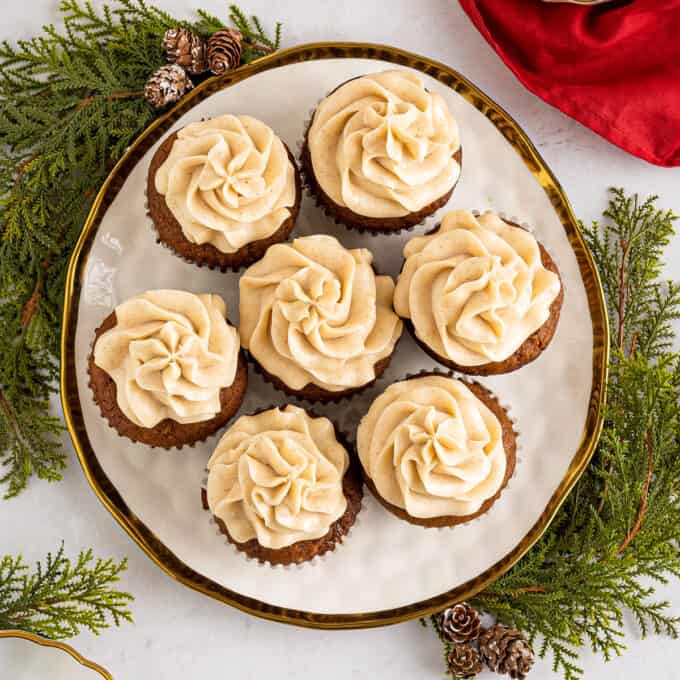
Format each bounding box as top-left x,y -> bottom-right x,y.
154,115 -> 297,253
239,235 -> 403,392
394,210 -> 561,366
308,70 -> 461,218
357,375 -> 507,518
93,290 -> 239,428
206,405 -> 349,549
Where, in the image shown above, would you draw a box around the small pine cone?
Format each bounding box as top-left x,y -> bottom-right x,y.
479,624 -> 535,680
207,29 -> 243,75
438,603 -> 482,644
162,27 -> 208,75
447,644 -> 483,679
144,64 -> 194,109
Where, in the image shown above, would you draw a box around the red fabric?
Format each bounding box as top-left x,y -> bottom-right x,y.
458,0 -> 680,167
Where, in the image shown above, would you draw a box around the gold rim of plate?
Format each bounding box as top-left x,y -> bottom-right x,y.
60,42 -> 609,629
0,630 -> 113,679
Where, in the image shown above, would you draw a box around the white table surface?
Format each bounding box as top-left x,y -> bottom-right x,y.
3,2 -> 679,679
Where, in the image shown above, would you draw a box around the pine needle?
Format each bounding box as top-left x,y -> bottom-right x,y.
426,188 -> 680,680
0,543 -> 133,638
0,1 -> 282,498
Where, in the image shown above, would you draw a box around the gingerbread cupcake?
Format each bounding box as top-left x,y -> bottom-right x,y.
394,210 -> 563,375
302,70 -> 461,233
148,114 -> 301,270
203,404 -> 362,564
357,374 -> 516,527
89,290 -> 247,448
239,234 -> 403,402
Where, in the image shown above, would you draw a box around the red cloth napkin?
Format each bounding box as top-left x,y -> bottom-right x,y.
458,0 -> 680,167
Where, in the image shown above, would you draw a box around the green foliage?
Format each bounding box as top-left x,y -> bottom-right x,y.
0,544 -> 133,638
2,3 -> 678,675
226,4 -> 282,62
427,189 -> 680,680
0,1 -> 282,498
0,392 -> 65,499
196,4 -> 282,62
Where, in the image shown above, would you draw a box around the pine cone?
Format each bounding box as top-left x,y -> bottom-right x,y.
447,644 -> 483,679
144,64 -> 194,109
162,28 -> 208,75
479,624 -> 535,680
438,603 -> 482,644
207,29 -> 243,75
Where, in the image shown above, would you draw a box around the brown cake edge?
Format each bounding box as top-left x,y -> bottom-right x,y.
249,350 -> 395,404
147,130 -> 302,271
88,312 -> 248,449
201,420 -> 364,565
404,222 -> 564,375
361,376 -> 517,528
300,86 -> 462,233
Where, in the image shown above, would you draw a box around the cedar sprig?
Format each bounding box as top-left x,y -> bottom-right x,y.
426,189 -> 680,680
0,1 -> 282,498
0,389 -> 65,499
196,4 -> 282,62
0,544 -> 133,638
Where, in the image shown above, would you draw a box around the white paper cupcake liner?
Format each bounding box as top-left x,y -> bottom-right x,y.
143,130 -> 302,273
200,405 -> 364,568
86,312 -> 245,451
297,99 -> 461,237
356,368 -> 521,532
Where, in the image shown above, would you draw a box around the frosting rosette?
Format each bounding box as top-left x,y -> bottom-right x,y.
239,235 -> 403,392
308,70 -> 461,218
154,114 -> 297,253
206,405 -> 349,549
357,375 -> 507,518
93,290 -> 239,428
394,210 -> 562,366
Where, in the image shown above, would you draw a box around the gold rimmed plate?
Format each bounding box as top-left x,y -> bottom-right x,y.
0,631 -> 113,679
61,42 -> 608,629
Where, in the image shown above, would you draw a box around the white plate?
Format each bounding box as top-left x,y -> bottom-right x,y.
62,44 -> 607,627
0,633 -> 111,680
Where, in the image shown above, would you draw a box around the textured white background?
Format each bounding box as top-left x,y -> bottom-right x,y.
2,1 -> 679,678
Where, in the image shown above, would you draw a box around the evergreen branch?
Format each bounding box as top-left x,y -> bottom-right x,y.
427,189 -> 680,680
616,234 -> 630,351
74,89 -> 144,111
228,4 -> 279,58
0,388 -> 65,499
21,271 -> 44,328
0,1 -> 282,497
194,9 -> 227,35
0,544 -> 133,638
194,5 -> 282,59
615,426 -> 654,555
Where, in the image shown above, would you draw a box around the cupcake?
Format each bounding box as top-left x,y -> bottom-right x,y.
394,210 -> 563,375
203,404 -> 362,564
357,374 -> 516,527
88,290 -> 247,448
239,234 -> 403,402
302,70 -> 461,233
148,114 -> 301,270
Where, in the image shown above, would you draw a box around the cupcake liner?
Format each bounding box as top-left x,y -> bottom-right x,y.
297,89 -> 461,236
87,311 -> 247,451
145,195 -> 251,274
145,132 -> 302,273
242,332 -> 399,406
236,234 -> 405,407
356,368 -> 520,531
200,404 -> 364,567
